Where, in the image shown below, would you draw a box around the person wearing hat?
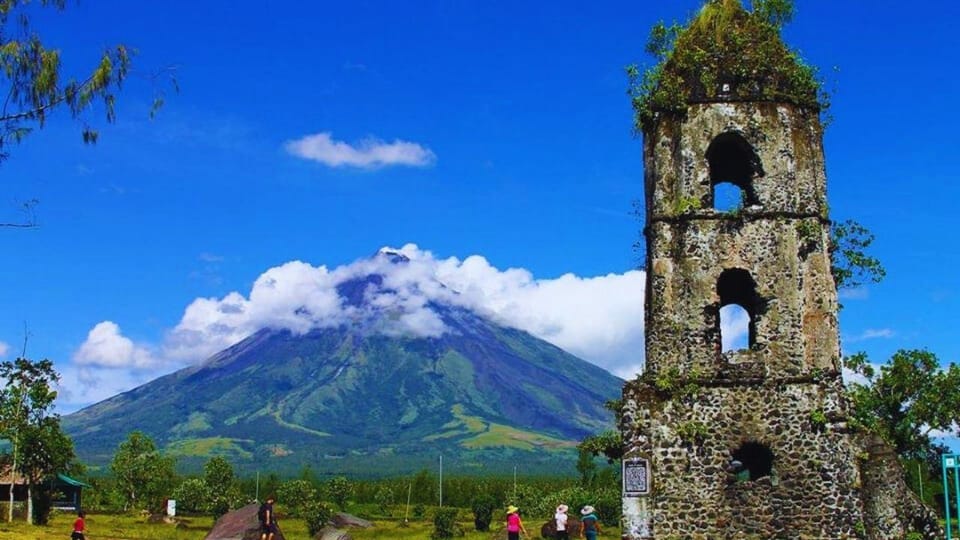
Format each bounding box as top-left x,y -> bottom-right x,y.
554,504 -> 570,540
579,505 -> 601,540
506,505 -> 527,540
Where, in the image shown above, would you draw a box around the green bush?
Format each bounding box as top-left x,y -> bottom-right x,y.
172,478 -> 212,513
470,492 -> 497,531
413,503 -> 426,519
278,479 -> 317,517
326,476 -> 353,510
374,485 -> 394,516
303,499 -> 335,536
431,507 -> 462,539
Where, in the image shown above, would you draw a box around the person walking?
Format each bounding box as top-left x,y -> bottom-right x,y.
554,504 -> 570,540
506,505 -> 527,540
580,505 -> 601,540
259,496 -> 278,540
71,511 -> 86,540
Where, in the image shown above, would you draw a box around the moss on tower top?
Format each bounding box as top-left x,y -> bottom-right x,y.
630,0 -> 823,131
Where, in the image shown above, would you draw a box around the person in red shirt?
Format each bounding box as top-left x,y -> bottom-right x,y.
71,511 -> 86,540
506,505 -> 527,540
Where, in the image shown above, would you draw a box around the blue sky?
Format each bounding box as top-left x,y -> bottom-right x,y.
0,1 -> 957,412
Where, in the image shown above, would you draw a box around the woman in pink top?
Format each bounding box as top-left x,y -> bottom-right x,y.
506,505 -> 527,540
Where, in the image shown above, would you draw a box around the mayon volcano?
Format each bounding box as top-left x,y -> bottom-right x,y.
64,248 -> 626,475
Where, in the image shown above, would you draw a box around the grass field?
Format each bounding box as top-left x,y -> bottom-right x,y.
0,510 -> 614,540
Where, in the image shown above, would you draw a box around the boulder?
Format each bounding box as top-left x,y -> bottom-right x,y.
315,525 -> 352,540
330,512 -> 372,529
540,517 -> 580,539
205,503 -> 286,540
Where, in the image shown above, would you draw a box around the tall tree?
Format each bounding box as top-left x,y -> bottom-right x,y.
203,456 -> 239,518
844,349 -> 960,460
0,0 -> 173,227
110,431 -> 176,512
1,0 -> 130,160
0,357 -> 67,523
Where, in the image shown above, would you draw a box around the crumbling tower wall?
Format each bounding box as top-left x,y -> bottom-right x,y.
621,101 -> 865,539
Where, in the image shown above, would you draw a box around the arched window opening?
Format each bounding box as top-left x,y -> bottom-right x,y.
706,132 -> 764,210
720,304 -> 750,353
730,442 -> 774,481
717,268 -> 760,351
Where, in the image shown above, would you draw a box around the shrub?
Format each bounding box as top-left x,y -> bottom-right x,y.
470,492 -> 497,531
326,476 -> 352,510
303,499 -> 335,536
374,486 -> 394,516
431,507 -> 462,539
172,478 -> 212,513
278,479 -> 317,517
413,503 -> 426,519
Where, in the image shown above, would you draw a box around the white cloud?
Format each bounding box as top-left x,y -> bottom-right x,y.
56,364 -> 166,413
838,287 -> 870,300
284,132 -> 436,169
719,304 -> 750,352
73,321 -> 157,369
0,340 -> 8,358
845,328 -> 895,343
68,245 -> 648,409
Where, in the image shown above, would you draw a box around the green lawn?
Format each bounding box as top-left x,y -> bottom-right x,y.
0,510 -> 616,539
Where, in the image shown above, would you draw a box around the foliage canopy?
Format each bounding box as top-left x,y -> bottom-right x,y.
844,349 -> 960,460
110,431 -> 176,512
628,0 -> 823,131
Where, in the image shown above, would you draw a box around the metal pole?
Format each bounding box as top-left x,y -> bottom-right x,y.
405,483 -> 412,523
439,455 -> 443,508
943,456 -> 952,540
255,471 -> 260,502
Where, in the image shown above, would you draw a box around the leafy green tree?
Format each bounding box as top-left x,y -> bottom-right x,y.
844,349 -> 960,459
325,476 -> 352,510
829,219 -> 886,291
110,431 -> 176,512
0,357 -> 70,524
172,478 -> 211,514
374,485 -> 393,516
277,479 -> 317,517
469,490 -> 496,532
303,499 -> 334,536
0,0 -> 174,162
431,507 -> 461,539
19,416 -> 74,524
410,469 -> 437,505
204,456 -> 238,518
576,447 -> 598,487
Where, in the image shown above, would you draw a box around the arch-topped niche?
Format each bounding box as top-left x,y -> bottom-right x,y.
706,132 -> 764,210
717,268 -> 762,351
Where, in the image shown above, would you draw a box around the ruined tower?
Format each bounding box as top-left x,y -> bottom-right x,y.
621,2 -> 865,537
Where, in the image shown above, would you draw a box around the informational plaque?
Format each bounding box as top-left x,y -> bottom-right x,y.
623,457 -> 650,497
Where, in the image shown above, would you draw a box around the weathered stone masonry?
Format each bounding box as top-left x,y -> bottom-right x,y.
621,101 -> 867,539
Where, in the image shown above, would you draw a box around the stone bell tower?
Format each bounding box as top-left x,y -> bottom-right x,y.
620,2 -> 865,538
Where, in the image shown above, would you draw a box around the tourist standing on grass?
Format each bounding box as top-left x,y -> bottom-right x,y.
580,505 -> 601,540
554,504 -> 570,540
259,495 -> 278,540
506,505 -> 527,540
71,511 -> 86,540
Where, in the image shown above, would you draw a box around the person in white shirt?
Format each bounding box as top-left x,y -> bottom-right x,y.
555,504 -> 569,540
